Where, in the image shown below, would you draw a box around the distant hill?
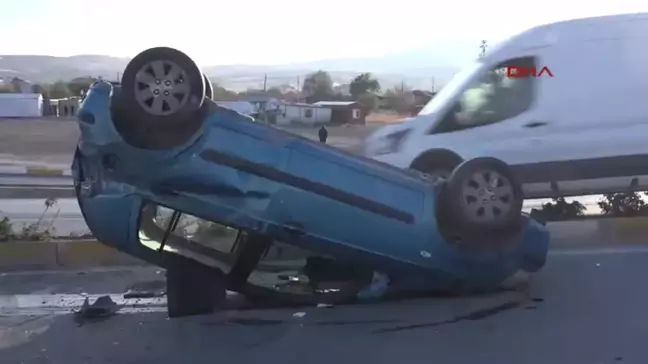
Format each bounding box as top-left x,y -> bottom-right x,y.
0,39 -> 480,92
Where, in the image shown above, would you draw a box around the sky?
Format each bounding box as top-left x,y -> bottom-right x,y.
1,0 -> 648,67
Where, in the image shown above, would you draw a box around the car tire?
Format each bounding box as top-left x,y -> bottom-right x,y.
204,74 -> 213,100
165,253 -> 226,318
410,152 -> 462,180
443,157 -> 523,232
120,47 -> 205,128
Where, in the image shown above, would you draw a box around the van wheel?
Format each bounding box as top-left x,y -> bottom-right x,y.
443,157 -> 523,232
410,152 -> 462,180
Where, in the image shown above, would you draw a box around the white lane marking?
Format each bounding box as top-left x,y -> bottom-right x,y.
0,293 -> 166,309
0,266 -> 159,276
0,291 -> 243,316
0,306 -> 169,316
549,246 -> 648,256
0,294 -> 168,316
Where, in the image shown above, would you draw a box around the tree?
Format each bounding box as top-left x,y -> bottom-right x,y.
265,87 -> 284,98
536,197 -> 585,221
598,192 -> 648,217
48,81 -> 72,99
349,73 -> 381,99
357,93 -> 378,112
302,70 -> 334,98
0,84 -> 15,93
211,82 -> 238,100
31,84 -> 50,98
68,77 -> 97,97
383,86 -> 413,114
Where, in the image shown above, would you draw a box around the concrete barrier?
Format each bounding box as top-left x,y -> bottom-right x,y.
0,240 -> 147,272
0,216 -> 647,271
56,240 -> 145,268
0,242 -> 58,271
549,217 -> 648,248
0,166 -> 72,176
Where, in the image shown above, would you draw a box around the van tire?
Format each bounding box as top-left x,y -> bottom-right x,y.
410,151 -> 463,180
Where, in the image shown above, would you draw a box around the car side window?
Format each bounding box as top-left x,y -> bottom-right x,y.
151,206 -> 239,253
430,57 -> 536,134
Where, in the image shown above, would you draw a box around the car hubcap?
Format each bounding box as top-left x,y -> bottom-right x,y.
460,170 -> 514,223
134,60 -> 189,116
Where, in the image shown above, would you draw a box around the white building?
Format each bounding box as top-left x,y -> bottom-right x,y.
215,101 -> 256,115
276,103 -> 332,126
0,93 -> 43,117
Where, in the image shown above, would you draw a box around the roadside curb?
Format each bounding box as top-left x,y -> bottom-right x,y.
1,216 -> 648,272
549,216 -> 648,248
0,166 -> 72,176
0,240 -> 147,272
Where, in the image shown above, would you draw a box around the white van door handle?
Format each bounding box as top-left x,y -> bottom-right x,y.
524,121 -> 548,128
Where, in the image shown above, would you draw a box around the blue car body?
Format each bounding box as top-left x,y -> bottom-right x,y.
73,81 -> 549,295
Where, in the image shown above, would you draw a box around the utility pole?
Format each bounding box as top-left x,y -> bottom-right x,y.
400,80 -> 404,92
431,77 -> 435,92
263,74 -> 267,92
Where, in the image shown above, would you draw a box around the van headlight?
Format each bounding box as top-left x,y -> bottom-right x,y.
366,129 -> 411,156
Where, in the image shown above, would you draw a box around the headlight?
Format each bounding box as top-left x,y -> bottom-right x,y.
366,129 -> 411,156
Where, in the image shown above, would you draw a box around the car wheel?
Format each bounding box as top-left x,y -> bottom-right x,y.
204,74 -> 213,100
120,47 -> 205,128
443,157 -> 523,232
410,153 -> 462,180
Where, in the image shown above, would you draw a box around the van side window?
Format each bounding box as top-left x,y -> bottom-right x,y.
430,57 -> 536,134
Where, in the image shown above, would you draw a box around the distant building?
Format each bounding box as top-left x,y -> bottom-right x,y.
215,101 -> 256,115
240,96 -> 282,113
10,77 -> 33,94
276,103 -> 331,126
0,93 -> 43,117
312,101 -> 365,125
410,90 -> 436,114
46,97 -> 81,117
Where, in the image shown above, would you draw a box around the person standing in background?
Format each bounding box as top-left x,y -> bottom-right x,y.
318,125 -> 328,143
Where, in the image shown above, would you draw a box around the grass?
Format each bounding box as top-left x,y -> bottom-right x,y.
0,197 -> 92,242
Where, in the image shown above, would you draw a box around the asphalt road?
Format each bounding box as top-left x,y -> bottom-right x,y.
0,118 -> 377,167
0,247 -> 645,363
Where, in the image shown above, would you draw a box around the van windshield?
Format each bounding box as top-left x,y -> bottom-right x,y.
417,61 -> 483,116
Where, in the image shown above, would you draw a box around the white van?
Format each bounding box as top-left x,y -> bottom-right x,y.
363,13 -> 648,199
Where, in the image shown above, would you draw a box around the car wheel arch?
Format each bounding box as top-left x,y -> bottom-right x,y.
409,149 -> 464,172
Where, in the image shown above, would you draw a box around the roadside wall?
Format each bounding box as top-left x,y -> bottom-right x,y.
1,217 -> 648,271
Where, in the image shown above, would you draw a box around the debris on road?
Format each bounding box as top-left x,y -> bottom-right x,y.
123,280 -> 166,299
293,312 -> 306,318
73,295 -> 119,326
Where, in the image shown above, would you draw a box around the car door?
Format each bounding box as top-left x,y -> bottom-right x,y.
415,56 -> 555,167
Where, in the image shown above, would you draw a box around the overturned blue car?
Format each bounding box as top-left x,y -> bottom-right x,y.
72,47 -> 549,317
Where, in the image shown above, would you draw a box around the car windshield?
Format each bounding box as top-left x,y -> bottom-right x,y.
417,60 -> 484,116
